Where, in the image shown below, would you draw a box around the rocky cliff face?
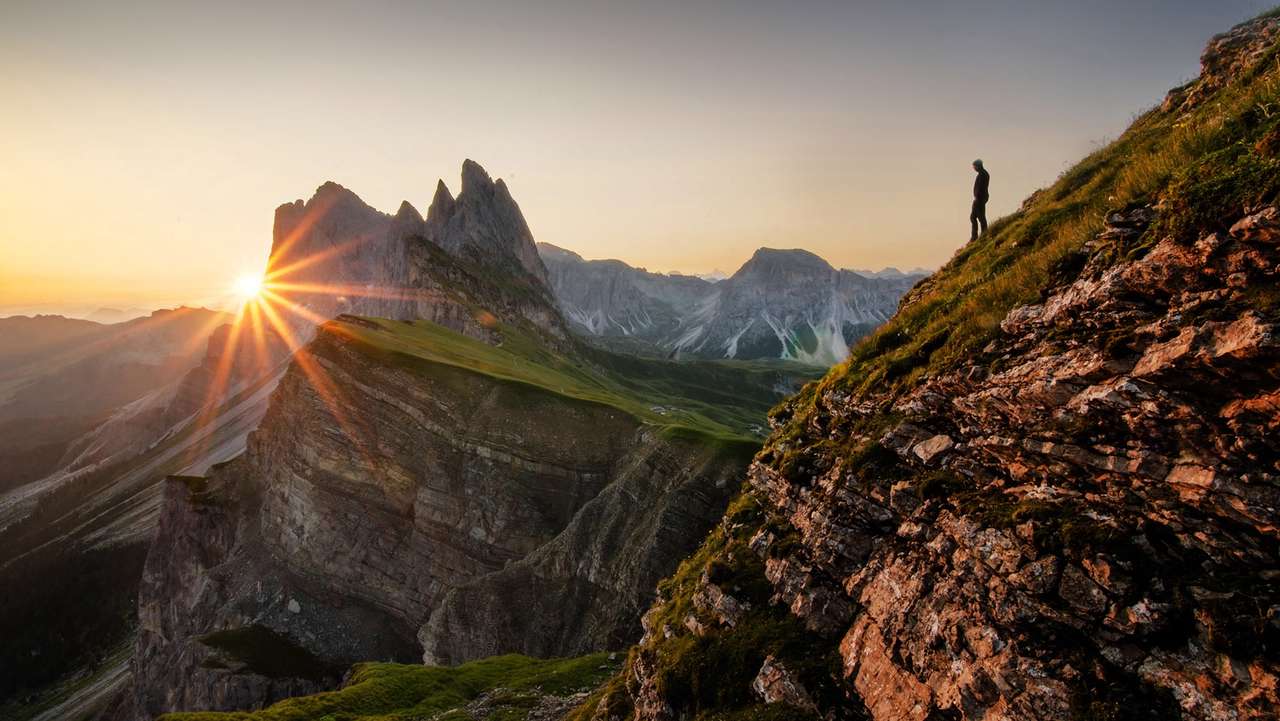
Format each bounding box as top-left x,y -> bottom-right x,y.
128,317 -> 758,719
3,160 -> 578,718
609,14 -> 1280,721
539,244 -> 921,365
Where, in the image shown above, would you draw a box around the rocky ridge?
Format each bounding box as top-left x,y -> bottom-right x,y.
128,318 -> 757,719
270,160 -> 561,345
608,13 -> 1280,721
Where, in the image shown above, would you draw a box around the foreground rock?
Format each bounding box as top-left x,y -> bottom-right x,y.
614,14 -> 1280,721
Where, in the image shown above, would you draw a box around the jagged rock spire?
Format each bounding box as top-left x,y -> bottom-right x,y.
390,200 -> 426,241
427,160 -> 551,288
460,158 -> 493,195
426,179 -> 456,236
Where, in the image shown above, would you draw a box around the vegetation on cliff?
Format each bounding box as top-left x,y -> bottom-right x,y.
160,653 -> 621,721
598,10 -> 1280,721
328,315 -> 811,444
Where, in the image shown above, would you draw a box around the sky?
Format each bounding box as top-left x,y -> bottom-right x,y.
0,0 -> 1272,316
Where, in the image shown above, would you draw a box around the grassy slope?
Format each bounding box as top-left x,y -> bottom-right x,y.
329,316 -> 814,445
602,12 -> 1280,721
770,13 -> 1280,456
160,653 -> 621,721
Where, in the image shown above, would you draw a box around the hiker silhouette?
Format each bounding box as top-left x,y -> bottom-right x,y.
971,159 -> 989,241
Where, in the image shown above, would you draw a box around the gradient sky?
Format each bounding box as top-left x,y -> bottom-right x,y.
0,0 -> 1271,315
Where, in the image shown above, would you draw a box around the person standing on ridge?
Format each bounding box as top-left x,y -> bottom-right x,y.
971,159 -> 990,241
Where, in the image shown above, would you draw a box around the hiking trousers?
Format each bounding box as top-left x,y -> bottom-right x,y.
971,197 -> 988,241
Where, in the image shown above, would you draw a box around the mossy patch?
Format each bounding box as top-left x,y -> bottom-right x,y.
1157,138 -> 1280,240
565,666 -> 632,721
162,652 -> 622,721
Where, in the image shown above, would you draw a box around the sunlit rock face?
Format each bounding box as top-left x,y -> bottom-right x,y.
727,206 -> 1280,721
618,15 -> 1280,721
539,244 -> 921,365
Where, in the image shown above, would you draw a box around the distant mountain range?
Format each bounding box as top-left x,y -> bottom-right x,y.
539,244 -> 925,365
0,308 -> 235,491
86,307 -> 153,324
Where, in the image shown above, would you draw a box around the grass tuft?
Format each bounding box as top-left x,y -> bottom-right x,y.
161,653 -> 622,721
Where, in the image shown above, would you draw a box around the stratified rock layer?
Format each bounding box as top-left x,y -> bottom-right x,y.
129,322 -> 750,719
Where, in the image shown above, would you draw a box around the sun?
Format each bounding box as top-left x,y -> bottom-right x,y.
232,273 -> 264,301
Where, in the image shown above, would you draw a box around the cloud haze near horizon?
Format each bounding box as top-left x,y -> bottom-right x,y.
0,0 -> 1271,315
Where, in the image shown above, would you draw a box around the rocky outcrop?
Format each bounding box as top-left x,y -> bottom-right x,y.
1163,13 -> 1280,113
752,656 -> 819,713
623,212 -> 1280,721
737,205 -> 1280,721
616,14 -> 1280,721
270,160 -> 560,344
128,320 -> 752,718
539,244 -> 922,364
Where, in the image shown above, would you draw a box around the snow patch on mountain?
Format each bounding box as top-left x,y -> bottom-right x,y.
539,244 -> 923,365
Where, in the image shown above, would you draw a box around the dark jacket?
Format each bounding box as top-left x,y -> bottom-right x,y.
973,167 -> 990,201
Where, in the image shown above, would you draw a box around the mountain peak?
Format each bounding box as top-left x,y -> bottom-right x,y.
461,158 -> 494,195
271,182 -> 383,257
737,247 -> 834,278
395,200 -> 423,223
311,180 -> 366,206
391,200 -> 427,240
429,160 -> 550,288
315,179 -> 348,194
427,179 -> 457,230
